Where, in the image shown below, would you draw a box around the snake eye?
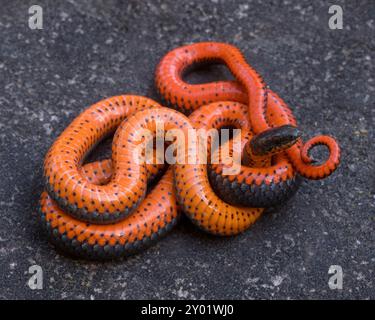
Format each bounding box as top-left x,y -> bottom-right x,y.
250,125 -> 302,156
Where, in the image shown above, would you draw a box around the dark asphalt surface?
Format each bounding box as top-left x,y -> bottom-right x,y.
0,0 -> 374,299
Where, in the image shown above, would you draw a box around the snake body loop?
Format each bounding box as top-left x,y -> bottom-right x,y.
44,96 -> 165,224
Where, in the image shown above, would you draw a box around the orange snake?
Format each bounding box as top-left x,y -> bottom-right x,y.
39,42 -> 340,259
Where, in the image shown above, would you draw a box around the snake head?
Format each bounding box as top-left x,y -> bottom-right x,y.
250,125 -> 302,157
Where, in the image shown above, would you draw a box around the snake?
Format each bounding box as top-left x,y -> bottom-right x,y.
39,42 -> 340,259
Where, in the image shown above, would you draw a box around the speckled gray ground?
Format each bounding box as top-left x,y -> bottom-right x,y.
0,0 -> 374,300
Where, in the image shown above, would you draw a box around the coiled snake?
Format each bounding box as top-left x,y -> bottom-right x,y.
39,42 -> 340,259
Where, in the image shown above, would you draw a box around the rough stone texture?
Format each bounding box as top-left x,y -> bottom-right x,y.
0,0 -> 374,299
